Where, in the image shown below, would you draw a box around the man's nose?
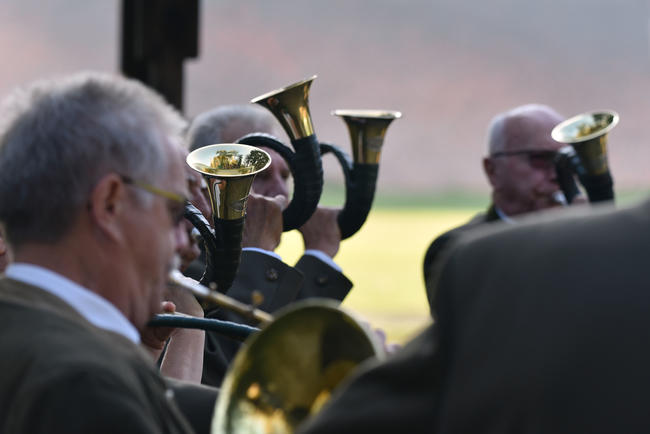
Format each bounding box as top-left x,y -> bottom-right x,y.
173,221 -> 191,253
268,174 -> 289,198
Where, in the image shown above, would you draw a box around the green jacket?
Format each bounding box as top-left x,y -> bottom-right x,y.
0,278 -> 194,434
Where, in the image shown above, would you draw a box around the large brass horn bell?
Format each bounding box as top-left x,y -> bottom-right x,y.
320,110 -> 401,239
237,76 -> 324,232
551,110 -> 619,176
333,109 -> 402,165
185,144 -> 271,292
251,76 -> 316,141
211,300 -> 385,433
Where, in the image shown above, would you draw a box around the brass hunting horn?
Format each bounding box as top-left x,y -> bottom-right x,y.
154,144 -> 271,338
551,110 -> 619,202
183,143 -> 271,292
211,299 -> 385,433
320,110 -> 401,239
237,76 -> 323,231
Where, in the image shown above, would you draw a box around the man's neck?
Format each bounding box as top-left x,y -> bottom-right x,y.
15,245 -> 86,285
492,194 -> 529,220
13,236 -> 110,303
13,239 -> 141,331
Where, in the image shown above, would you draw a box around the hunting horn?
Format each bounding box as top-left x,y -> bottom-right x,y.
184,143 -> 271,292
237,76 -> 323,231
211,299 -> 385,433
551,110 -> 619,202
320,109 -> 401,239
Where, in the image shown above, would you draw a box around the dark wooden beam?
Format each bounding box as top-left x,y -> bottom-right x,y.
121,0 -> 199,112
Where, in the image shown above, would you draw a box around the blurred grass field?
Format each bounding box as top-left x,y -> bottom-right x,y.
276,189 -> 487,344
277,187 -> 650,344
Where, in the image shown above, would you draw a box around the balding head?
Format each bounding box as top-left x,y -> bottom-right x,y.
487,104 -> 564,156
186,104 -> 291,200
483,104 -> 566,216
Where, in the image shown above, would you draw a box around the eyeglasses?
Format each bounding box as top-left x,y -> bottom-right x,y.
490,149 -> 558,169
121,176 -> 187,225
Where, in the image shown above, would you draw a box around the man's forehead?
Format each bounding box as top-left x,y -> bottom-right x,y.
259,146 -> 289,170
505,113 -> 563,152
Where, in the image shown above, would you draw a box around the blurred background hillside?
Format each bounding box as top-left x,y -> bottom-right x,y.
2,0 -> 650,341
2,0 -> 650,199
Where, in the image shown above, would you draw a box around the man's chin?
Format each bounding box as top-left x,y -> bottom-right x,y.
169,255 -> 181,273
528,201 -> 560,214
532,193 -> 566,210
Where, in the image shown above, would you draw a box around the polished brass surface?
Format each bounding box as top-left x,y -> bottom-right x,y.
333,109 -> 402,164
212,300 -> 385,433
187,144 -> 271,219
169,270 -> 273,323
551,110 -> 619,176
251,76 -> 317,140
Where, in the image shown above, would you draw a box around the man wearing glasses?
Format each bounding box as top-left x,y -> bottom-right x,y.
0,72 -> 197,432
423,104 -> 575,308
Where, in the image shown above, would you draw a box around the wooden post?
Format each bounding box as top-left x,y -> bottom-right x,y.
120,0 -> 199,112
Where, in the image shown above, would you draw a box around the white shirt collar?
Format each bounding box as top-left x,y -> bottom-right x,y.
242,246 -> 282,261
5,263 -> 140,343
494,206 -> 516,224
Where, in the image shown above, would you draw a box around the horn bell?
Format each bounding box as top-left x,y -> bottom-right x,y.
186,144 -> 271,292
187,144 -> 271,220
246,76 -> 324,232
551,110 -> 619,176
212,300 -> 385,433
251,75 -> 317,141
333,109 -> 402,165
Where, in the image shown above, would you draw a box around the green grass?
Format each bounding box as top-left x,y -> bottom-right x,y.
277,186 -> 650,344
317,184 -> 489,210
276,206 -> 482,344
320,184 -> 650,210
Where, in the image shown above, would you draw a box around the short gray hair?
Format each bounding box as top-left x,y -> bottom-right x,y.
186,104 -> 276,151
486,104 -> 563,155
0,71 -> 186,247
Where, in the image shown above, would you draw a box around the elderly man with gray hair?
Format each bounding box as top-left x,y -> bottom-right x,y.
422,104 -> 575,307
0,72 -> 197,432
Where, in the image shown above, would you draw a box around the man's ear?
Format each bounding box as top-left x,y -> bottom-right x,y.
88,173 -> 127,242
483,157 -> 497,187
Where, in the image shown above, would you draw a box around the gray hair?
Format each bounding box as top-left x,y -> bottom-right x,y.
0,71 -> 186,247
186,104 -> 277,151
486,104 -> 563,155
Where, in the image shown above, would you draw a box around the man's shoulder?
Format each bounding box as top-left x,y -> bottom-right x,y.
4,354 -> 183,433
439,199 -> 650,293
0,295 -> 172,432
0,294 -> 148,372
458,200 -> 646,253
423,208 -> 496,274
0,279 -> 153,380
431,205 -> 499,247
